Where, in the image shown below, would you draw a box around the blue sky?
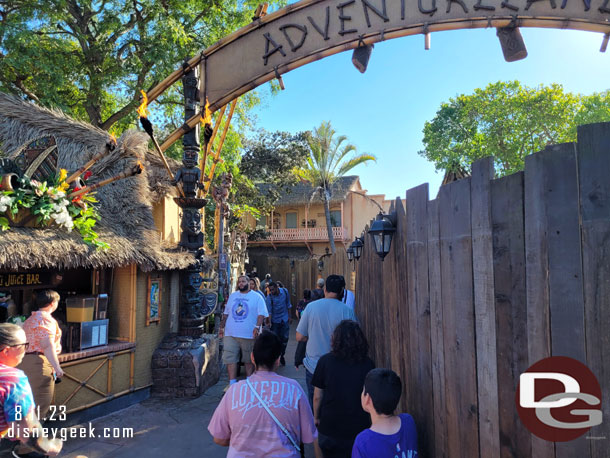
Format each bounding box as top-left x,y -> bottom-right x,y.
251,27 -> 610,200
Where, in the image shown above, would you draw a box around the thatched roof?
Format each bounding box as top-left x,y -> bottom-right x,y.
257,176 -> 360,207
0,93 -> 210,271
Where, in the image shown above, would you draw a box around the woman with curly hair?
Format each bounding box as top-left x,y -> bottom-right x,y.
311,320 -> 375,458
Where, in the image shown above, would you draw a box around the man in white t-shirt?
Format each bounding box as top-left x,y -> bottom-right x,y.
219,275 -> 269,386
341,288 -> 355,311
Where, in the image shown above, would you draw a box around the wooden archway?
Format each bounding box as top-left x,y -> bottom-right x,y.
148,0 -> 610,145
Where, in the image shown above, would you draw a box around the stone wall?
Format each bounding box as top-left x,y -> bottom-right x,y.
152,334 -> 219,397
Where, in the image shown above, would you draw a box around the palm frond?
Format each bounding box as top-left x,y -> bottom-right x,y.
336,154 -> 377,176
300,121 -> 375,196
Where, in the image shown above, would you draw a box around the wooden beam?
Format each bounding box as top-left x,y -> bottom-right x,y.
160,112 -> 202,152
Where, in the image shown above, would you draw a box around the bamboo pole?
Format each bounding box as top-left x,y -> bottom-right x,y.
203,99 -> 237,196
65,384 -> 153,415
140,120 -> 186,198
130,350 -> 135,389
107,356 -> 113,394
129,264 -> 137,342
198,104 -> 227,198
60,349 -> 134,368
62,359 -> 108,404
68,163 -> 143,199
65,143 -> 114,185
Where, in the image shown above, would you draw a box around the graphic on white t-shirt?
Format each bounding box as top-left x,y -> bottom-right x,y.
232,299 -> 249,322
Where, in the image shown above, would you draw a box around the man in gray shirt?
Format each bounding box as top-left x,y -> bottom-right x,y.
296,275 -> 357,406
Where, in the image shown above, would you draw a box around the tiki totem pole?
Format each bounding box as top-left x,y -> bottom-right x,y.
212,172 -> 232,305
173,63 -> 209,336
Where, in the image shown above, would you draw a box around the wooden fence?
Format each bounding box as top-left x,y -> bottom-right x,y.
355,122 -> 610,458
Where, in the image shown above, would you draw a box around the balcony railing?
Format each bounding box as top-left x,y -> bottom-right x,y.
255,226 -> 348,242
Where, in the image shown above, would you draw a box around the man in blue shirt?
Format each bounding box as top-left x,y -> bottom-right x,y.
265,282 -> 291,366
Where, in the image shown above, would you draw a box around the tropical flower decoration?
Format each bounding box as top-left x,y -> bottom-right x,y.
0,169 -> 108,249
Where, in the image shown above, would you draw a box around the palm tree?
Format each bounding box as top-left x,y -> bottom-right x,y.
295,121 -> 376,254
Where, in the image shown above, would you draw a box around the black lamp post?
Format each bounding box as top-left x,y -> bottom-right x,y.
351,237 -> 364,261
368,212 -> 396,260
346,246 -> 354,262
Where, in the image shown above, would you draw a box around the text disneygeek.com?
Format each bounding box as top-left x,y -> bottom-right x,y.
6,424 -> 134,441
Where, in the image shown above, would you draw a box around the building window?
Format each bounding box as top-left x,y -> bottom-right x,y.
286,212 -> 297,229
330,210 -> 341,227
256,215 -> 267,228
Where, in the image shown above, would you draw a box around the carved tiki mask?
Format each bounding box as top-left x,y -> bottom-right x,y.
182,208 -> 202,235
182,148 -> 198,168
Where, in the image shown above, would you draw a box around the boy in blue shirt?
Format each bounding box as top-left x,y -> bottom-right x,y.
352,368 -> 418,458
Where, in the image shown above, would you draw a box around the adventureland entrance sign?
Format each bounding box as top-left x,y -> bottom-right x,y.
147,0 -> 610,125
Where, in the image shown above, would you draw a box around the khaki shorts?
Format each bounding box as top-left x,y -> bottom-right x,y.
223,336 -> 254,364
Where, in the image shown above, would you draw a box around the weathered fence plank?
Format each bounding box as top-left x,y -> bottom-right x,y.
393,198 -> 411,416
544,144 -> 587,361
491,172 -> 531,458
523,149 -> 555,458
577,122 -> 610,458
439,178 -> 479,458
406,185 -> 433,457
386,198 -> 404,397
427,198 -> 447,458
470,157 -> 500,458
545,143 -> 589,458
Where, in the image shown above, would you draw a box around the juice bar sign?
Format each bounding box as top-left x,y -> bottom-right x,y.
0,272 -> 54,289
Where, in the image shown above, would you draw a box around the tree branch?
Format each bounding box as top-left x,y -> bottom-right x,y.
13,75 -> 40,103
100,61 -> 153,130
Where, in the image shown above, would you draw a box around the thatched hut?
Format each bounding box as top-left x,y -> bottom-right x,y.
0,93 -> 210,419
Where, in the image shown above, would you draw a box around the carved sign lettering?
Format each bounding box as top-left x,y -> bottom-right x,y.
197,0 -> 609,112
0,272 -> 55,289
258,0 -> 609,65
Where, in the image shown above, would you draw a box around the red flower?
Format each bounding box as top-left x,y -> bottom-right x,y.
72,187 -> 83,203
83,170 -> 92,180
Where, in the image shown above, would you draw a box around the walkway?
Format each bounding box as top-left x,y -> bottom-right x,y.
58,322 -> 314,457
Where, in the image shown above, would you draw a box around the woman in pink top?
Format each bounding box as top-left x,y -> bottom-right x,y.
208,330 -> 317,457
17,290 -> 63,423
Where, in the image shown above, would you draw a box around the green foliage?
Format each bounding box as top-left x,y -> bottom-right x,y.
201,129 -> 308,250
240,130 -> 309,206
420,81 -> 610,177
0,0 -> 283,133
295,121 -> 376,253
69,194 -> 109,250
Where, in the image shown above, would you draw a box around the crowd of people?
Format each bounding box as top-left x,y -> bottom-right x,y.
211,273 -> 417,457
0,277 -> 417,458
